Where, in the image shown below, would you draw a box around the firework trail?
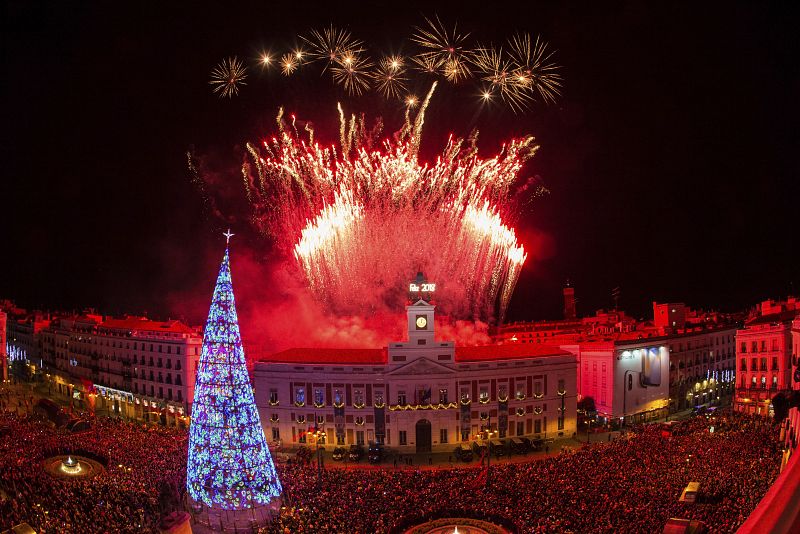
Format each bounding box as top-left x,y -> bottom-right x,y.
241,84 -> 538,323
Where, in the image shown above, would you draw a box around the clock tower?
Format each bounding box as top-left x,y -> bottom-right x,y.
407,272 -> 435,346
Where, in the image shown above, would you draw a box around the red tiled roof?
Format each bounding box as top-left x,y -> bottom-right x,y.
260,347 -> 387,365
745,309 -> 799,326
455,343 -> 571,362
100,318 -> 194,334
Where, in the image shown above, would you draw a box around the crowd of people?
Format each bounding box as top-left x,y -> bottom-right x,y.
264,412 -> 782,534
0,400 -> 783,533
0,411 -> 187,533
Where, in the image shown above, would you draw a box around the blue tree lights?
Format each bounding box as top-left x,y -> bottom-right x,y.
187,243 -> 282,510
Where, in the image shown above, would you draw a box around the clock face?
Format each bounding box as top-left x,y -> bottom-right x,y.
415,315 -> 428,329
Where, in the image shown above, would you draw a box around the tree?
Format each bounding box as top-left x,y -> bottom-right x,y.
186,242 -> 282,511
577,396 -> 596,414
772,391 -> 800,423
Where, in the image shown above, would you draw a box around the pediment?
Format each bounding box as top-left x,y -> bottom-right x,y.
388,356 -> 454,376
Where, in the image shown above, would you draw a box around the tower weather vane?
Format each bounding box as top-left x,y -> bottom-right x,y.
223,228 -> 235,245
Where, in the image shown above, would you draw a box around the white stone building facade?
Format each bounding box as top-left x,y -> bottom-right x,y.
253,299 -> 578,452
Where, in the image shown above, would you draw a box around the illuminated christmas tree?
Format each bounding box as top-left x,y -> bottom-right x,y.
187,231 -> 282,513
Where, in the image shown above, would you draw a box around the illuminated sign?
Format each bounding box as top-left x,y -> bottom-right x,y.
409,283 -> 436,292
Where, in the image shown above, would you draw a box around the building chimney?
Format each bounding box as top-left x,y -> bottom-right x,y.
563,281 -> 576,320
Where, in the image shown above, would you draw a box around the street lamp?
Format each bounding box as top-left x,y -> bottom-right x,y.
622,370 -> 634,429
484,413 -> 498,489
312,414 -> 325,489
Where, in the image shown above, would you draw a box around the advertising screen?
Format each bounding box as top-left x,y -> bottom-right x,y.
641,348 -> 662,386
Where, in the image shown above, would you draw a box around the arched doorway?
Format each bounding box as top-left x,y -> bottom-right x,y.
416,419 -> 432,453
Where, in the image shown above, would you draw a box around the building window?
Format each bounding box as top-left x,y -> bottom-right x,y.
498,385 -> 508,402
772,375 -> 778,389
534,419 -> 542,434
740,359 -> 747,372
269,389 -> 279,405
439,388 -> 448,404
751,358 -> 758,371
334,389 -> 343,406
356,431 -> 365,445
761,376 -> 766,389
399,430 -> 407,445
175,374 -> 182,386
397,391 -> 407,405
353,389 -> 364,408
177,390 -> 182,401
374,391 -> 384,407
440,428 -> 448,444
557,379 -> 566,393
271,428 -> 280,441
295,387 -> 305,406
314,388 -> 324,407
478,388 -> 489,404
772,357 -> 778,371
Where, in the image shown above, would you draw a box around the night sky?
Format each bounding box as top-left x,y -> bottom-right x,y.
2,1 -> 798,325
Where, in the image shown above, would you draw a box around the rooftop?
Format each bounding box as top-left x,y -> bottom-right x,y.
260,347 -> 387,365
99,317 -> 195,334
745,309 -> 799,327
455,343 -> 572,362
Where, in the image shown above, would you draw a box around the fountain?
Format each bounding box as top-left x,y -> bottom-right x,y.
60,456 -> 83,475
